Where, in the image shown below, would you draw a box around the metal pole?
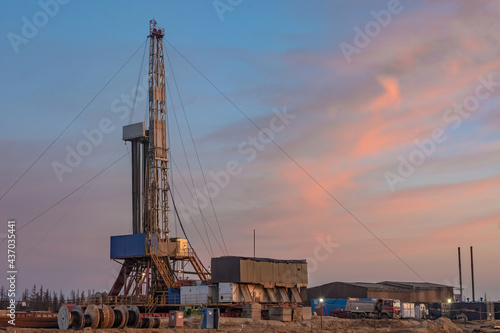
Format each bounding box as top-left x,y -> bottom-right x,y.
253,229 -> 255,258
132,140 -> 140,234
319,299 -> 324,330
470,246 -> 475,302
142,141 -> 148,233
458,247 -> 463,302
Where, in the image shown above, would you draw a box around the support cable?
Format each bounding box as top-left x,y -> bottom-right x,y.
21,144 -> 126,258
164,39 -> 424,281
164,67 -> 216,256
170,180 -> 212,258
0,40 -> 146,203
1,153 -> 128,238
172,160 -> 214,257
166,76 -> 178,238
129,39 -> 149,124
170,191 -> 210,274
171,158 -> 223,258
165,45 -> 228,255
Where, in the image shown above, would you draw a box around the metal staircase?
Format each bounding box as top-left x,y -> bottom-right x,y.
150,252 -> 176,288
188,252 -> 210,282
144,295 -> 158,314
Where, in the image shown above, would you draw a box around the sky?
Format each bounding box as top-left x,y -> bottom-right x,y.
0,0 -> 499,301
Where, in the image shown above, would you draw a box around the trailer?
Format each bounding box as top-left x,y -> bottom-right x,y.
345,298 -> 400,319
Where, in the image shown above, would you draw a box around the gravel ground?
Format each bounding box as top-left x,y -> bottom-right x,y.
6,316 -> 500,332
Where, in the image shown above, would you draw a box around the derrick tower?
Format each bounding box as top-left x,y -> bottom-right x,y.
146,19 -> 169,242
109,20 -> 209,305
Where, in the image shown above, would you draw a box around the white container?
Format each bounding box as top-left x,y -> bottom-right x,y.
218,282 -> 239,303
400,302 -> 416,318
180,285 -> 209,304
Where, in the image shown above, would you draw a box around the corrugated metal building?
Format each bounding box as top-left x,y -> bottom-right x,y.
307,281 -> 453,303
211,256 -> 308,288
211,256 -> 308,303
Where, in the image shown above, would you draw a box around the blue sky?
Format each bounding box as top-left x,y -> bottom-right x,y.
1,0 -> 499,301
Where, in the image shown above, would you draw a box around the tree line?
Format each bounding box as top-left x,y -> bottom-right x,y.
0,285 -> 98,312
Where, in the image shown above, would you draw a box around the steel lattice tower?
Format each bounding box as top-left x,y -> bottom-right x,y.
146,19 -> 169,242
109,21 -> 209,309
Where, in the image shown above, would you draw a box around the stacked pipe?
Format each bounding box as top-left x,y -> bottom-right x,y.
58,304 -> 159,330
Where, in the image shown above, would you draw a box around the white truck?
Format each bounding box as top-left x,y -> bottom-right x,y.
345,298 -> 401,319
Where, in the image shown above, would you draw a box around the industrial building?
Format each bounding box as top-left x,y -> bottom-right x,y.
210,256 -> 308,303
307,281 -> 454,303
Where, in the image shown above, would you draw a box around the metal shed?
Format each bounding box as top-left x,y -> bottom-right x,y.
307,281 -> 454,303
211,256 -> 308,287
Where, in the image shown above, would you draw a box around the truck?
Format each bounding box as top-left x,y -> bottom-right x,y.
345,298 -> 401,319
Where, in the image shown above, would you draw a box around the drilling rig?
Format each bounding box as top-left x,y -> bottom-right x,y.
109,20 -> 209,309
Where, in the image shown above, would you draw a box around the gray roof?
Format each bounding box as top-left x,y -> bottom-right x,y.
377,281 -> 453,289
312,281 -> 453,291
213,256 -> 306,264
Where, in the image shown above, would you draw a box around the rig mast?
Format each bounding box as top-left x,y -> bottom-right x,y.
109,20 -> 209,309
146,19 -> 169,242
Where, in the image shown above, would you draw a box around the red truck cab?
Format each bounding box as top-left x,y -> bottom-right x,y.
379,299 -> 401,318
